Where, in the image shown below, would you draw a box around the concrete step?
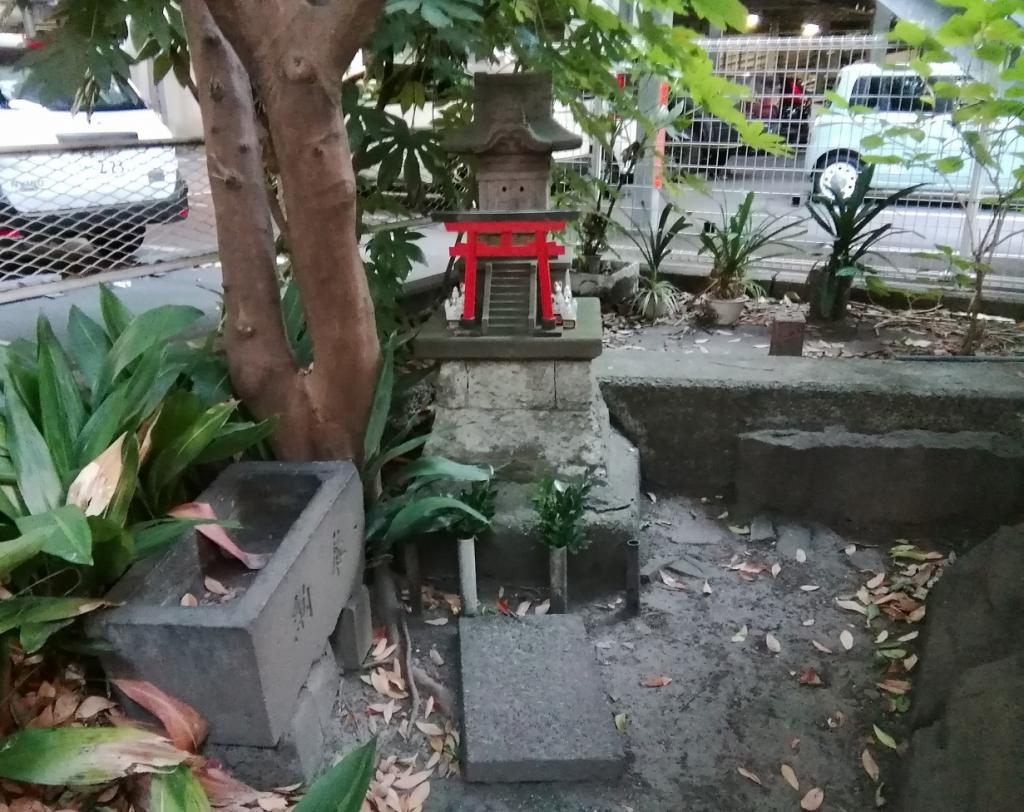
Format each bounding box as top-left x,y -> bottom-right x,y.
736,428 -> 1024,529
460,615 -> 625,783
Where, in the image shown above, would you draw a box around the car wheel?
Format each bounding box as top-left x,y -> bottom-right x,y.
88,225 -> 146,267
816,153 -> 861,199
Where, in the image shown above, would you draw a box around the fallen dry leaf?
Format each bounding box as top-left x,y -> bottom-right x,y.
797,667 -> 823,687
795,549 -> 807,563
257,797 -> 288,811
204,576 -> 229,596
811,640 -> 832,654
737,766 -> 763,786
415,721 -> 445,737
728,525 -> 751,536
897,631 -> 919,643
875,630 -> 889,644
844,544 -> 857,556
862,748 -> 880,782
874,724 -> 899,750
866,572 -> 886,589
802,618 -> 815,627
424,618 -> 448,626
840,630 -> 854,651
908,605 -> 927,622
516,600 -> 531,617
428,648 -> 444,667
407,780 -> 430,810
702,580 -> 713,595
66,434 -> 126,516
534,599 -> 550,615
731,626 -> 748,643
180,593 -> 198,607
765,633 -> 781,654
659,570 -> 685,590
392,769 -> 432,790
836,598 -> 868,615
771,563 -> 782,578
168,502 -> 269,570
113,679 -> 208,752
800,787 -> 824,810
642,676 -> 672,688
75,695 -> 117,720
614,712 -> 628,732
903,654 -> 919,671
789,737 -> 801,751
877,679 -> 911,696
781,763 -> 799,791
799,585 -> 820,592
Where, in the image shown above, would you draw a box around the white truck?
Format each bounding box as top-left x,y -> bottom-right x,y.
0,34 -> 188,273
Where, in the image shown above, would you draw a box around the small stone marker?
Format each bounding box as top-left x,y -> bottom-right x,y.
459,615 -> 625,783
769,312 -> 806,356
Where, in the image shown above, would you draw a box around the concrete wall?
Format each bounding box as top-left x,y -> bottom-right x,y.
598,353 -> 1024,498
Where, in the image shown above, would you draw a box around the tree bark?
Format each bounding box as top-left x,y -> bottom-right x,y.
202,0 -> 383,461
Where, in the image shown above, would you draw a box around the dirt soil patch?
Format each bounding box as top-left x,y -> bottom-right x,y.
335,497 -> 961,812
603,299 -> 1024,359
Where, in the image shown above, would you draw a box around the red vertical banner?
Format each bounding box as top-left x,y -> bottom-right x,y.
654,80 -> 668,190
461,231 -> 478,323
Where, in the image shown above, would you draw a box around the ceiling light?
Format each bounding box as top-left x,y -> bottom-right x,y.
746,13 -> 761,31
801,22 -> 821,37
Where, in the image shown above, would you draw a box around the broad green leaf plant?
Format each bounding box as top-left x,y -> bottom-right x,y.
806,165 -> 923,321
532,476 -> 593,554
0,286 -> 273,650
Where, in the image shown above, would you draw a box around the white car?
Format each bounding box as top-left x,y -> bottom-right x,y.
0,35 -> 188,272
805,62 -> 1023,198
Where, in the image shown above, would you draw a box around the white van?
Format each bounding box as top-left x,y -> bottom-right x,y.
805,62 -> 1023,199
0,35 -> 188,271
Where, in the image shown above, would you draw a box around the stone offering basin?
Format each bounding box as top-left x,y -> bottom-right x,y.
89,462 -> 364,747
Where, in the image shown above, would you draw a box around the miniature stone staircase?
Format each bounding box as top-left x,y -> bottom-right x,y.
483,262 -> 535,335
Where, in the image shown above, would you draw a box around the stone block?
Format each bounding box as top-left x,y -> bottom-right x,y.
306,645 -> 341,722
427,397 -> 609,482
90,462 -> 364,747
769,312 -> 805,356
736,428 -> 1024,529
210,684 -> 328,787
331,583 -> 373,672
436,361 -> 469,409
554,361 -> 594,410
459,615 -> 625,783
466,360 -> 555,410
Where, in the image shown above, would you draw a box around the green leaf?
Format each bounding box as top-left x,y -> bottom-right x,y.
0,529 -> 46,577
129,518 -> 194,559
106,434 -> 139,527
20,618 -> 75,654
0,485 -> 23,522
363,347 -> 395,464
15,505 -> 92,565
293,738 -> 376,812
0,596 -> 112,636
362,434 -> 429,485
690,0 -> 749,32
0,727 -> 186,785
99,285 -> 134,338
146,401 -> 236,500
1,369 -> 61,514
873,724 -> 899,751
149,764 -> 211,812
384,496 -> 488,546
399,456 -> 492,484
860,134 -> 885,150
35,317 -> 86,480
935,156 -> 965,174
67,307 -> 112,397
193,419 -> 277,465
107,305 -> 203,379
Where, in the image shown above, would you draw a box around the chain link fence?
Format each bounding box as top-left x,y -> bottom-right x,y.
0,138 -> 217,298
555,34 -> 1024,296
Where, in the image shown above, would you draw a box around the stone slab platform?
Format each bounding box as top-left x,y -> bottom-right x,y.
459,615 -> 625,783
415,298 -> 602,360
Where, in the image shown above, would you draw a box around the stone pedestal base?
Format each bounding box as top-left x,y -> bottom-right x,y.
430,358 -> 608,482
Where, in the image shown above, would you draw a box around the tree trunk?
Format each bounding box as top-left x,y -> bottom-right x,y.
806,266 -> 851,322
201,0 -> 383,462
182,0 -> 384,461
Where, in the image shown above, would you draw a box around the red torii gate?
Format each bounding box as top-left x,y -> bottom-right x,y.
443,215 -> 569,329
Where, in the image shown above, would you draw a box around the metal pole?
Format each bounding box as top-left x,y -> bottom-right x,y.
625,539 -> 641,616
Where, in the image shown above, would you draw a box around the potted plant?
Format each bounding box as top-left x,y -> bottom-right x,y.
447,478 -> 497,617
699,191 -> 805,325
532,475 -> 592,614
806,164 -> 922,321
623,203 -> 689,321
